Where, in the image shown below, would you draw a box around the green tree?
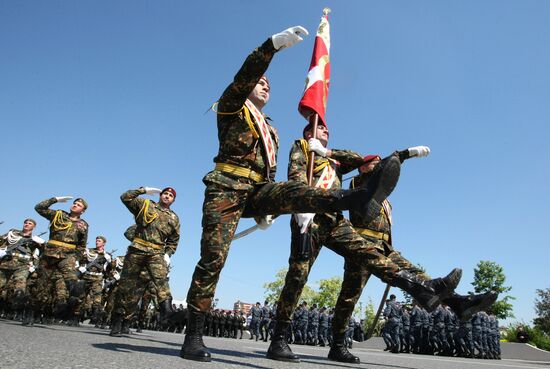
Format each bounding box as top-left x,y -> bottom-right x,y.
534,287 -> 550,335
312,276 -> 342,308
263,268 -> 315,304
470,260 -> 515,319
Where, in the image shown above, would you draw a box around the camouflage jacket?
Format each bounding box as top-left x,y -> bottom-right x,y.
204,38 -> 279,191
0,229 -> 41,269
120,189 -> 180,255
35,197 -> 88,261
83,248 -> 110,276
349,173 -> 392,248
288,139 -> 365,223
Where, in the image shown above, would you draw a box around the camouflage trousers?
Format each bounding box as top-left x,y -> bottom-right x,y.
34,254 -> 78,306
113,250 -> 170,320
276,214 -> 429,337
82,275 -> 103,311
0,263 -> 30,299
187,180 -> 409,312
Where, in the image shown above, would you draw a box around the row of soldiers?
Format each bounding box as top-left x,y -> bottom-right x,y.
382,295 -> 501,359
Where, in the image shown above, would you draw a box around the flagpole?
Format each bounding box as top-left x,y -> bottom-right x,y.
306,114 -> 319,186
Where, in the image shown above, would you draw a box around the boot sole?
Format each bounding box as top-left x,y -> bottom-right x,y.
328,355 -> 360,364
266,352 -> 300,363
179,353 -> 212,362
364,157 -> 401,220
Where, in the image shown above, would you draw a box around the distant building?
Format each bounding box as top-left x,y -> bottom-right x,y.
234,300 -> 253,314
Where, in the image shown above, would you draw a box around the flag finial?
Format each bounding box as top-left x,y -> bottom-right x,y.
323,7 -> 331,16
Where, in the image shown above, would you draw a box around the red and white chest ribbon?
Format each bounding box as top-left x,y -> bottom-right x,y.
245,100 -> 277,168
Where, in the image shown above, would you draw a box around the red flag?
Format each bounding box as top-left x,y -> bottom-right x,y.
298,8 -> 331,126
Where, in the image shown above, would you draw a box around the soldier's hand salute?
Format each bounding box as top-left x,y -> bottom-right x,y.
271,26 -> 309,50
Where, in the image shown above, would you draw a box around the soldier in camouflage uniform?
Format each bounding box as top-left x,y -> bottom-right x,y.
110,187 -> 180,336
0,219 -> 44,323
80,235 -> 111,325
99,255 -> 124,328
180,23 -> 478,361
267,127 -> 458,363
33,196 -> 89,325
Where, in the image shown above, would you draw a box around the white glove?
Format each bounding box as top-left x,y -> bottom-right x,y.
29,265 -> 36,273
0,249 -> 6,258
308,138 -> 329,157
271,26 -> 309,50
294,213 -> 315,234
163,253 -> 171,267
256,215 -> 275,230
144,187 -> 162,195
407,146 -> 430,158
78,266 -> 87,274
113,271 -> 121,281
32,235 -> 45,244
55,196 -> 74,203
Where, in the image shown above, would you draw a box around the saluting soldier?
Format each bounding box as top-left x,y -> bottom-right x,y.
110,187 -> 180,336
34,196 -> 89,325
0,219 -> 44,324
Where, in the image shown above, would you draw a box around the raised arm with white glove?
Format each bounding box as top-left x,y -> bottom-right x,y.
55,196 -> 74,203
271,26 -> 309,50
308,138 -> 329,157
294,213 -> 315,234
164,253 -> 171,267
255,215 -> 275,230
397,146 -> 431,162
143,187 -> 162,195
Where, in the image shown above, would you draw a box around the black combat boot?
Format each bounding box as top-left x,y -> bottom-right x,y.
179,308 -> 211,362
442,291 -> 498,322
109,313 -> 123,337
266,321 -> 300,363
329,156 -> 401,223
22,309 -> 34,326
391,271 -> 441,312
424,268 -> 462,300
328,333 -> 360,363
121,319 -> 131,334
159,298 -> 175,322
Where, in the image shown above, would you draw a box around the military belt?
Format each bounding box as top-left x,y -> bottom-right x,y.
85,271 -> 103,276
133,237 -> 163,250
47,240 -> 77,250
215,163 -> 265,183
354,227 -> 390,242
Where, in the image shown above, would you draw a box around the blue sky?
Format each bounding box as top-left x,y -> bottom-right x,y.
1,1 -> 548,325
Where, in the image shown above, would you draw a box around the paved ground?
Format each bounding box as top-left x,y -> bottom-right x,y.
1,319 -> 549,369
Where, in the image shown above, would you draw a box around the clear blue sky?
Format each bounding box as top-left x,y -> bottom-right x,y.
1,1 -> 548,325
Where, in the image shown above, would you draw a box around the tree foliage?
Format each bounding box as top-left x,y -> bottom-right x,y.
263,268 -> 315,304
470,260 -> 515,319
534,287 -> 550,335
312,276 -> 342,308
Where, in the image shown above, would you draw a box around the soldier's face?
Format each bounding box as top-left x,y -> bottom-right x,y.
23,220 -> 36,232
160,191 -> 175,207
359,158 -> 380,174
304,124 -> 329,147
71,200 -> 86,215
95,238 -> 105,250
248,78 -> 270,109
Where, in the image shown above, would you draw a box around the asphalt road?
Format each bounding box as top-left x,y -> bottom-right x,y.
1,319 -> 548,369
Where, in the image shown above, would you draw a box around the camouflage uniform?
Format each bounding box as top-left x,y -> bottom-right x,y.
185,39 -> 396,312
114,188 -> 180,320
0,230 -> 41,307
34,198 -> 88,311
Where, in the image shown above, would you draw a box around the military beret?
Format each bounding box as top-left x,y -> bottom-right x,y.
96,235 -> 107,243
24,218 -> 37,225
74,198 -> 88,210
161,187 -> 177,198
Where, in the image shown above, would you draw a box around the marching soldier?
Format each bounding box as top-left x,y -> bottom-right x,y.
34,196 -> 89,325
80,235 -> 111,325
0,219 -> 44,324
248,302 -> 262,341
260,300 -> 271,342
110,187 -> 180,337
180,24 -> 406,363
383,294 -> 402,353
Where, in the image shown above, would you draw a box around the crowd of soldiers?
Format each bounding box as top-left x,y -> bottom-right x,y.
1,22 -> 502,367
381,295 -> 501,359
